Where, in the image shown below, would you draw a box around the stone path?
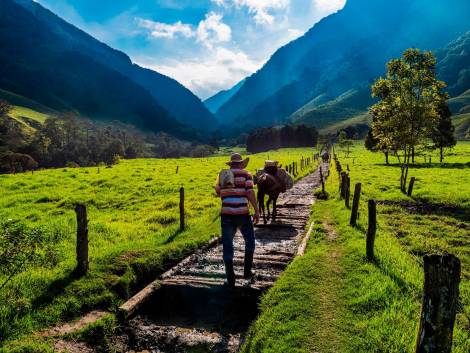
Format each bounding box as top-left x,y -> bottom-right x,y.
122,163 -> 329,353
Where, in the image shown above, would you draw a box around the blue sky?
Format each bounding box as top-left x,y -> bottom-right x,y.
36,0 -> 346,99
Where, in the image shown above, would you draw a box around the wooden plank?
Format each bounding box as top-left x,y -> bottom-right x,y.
118,280 -> 162,320
297,221 -> 315,256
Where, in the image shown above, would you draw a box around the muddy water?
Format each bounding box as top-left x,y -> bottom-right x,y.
123,163 -> 328,353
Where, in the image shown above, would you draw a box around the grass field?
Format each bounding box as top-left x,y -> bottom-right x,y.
242,141 -> 470,353
0,148 -> 318,351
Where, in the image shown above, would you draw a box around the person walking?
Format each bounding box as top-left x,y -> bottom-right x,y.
215,153 -> 260,288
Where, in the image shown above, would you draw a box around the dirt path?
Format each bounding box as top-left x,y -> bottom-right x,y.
120,163 -> 329,353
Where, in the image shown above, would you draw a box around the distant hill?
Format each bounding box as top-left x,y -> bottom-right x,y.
453,113 -> 470,139
204,80 -> 245,114
216,0 -> 470,131
449,90 -> 470,115
289,85 -> 373,128
0,0 -> 217,137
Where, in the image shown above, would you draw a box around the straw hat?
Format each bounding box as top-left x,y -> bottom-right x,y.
226,153 -> 250,168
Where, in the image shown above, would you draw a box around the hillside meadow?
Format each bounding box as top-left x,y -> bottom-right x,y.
242,141 -> 470,353
0,148 -> 318,350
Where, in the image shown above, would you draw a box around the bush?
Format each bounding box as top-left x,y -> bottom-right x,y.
65,161 -> 80,168
0,152 -> 38,173
314,190 -> 329,200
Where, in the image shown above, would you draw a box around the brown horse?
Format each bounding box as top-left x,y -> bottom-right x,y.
256,173 -> 285,224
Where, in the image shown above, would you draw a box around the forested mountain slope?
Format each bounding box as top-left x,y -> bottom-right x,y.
0,0 -> 217,136
216,0 -> 470,130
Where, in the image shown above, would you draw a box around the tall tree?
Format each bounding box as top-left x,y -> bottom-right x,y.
370,49 -> 447,165
431,101 -> 456,162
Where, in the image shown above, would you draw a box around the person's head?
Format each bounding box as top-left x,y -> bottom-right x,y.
226,153 -> 249,169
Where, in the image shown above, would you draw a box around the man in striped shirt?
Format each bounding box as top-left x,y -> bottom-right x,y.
215,153 -> 260,288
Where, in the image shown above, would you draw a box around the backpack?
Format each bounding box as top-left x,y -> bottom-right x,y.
218,169 -> 235,189
276,169 -> 294,190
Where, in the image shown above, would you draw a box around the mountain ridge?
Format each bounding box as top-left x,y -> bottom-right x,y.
1,0 -> 217,135
216,0 -> 470,131
204,80 -> 245,115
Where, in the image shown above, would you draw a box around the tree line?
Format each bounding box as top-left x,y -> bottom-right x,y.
365,49 -> 456,164
0,103 -> 216,173
246,125 -> 319,153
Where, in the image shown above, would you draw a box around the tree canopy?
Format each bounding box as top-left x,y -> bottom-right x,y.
369,48 -> 454,164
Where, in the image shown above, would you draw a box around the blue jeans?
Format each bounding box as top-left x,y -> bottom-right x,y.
221,214 -> 256,262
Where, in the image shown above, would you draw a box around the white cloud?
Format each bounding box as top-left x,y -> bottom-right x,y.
137,18 -> 194,39
142,47 -> 263,99
138,12 -> 231,48
313,0 -> 346,16
214,0 -> 290,25
197,12 -> 232,47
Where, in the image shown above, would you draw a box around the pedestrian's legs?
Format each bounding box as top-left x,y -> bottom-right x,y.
221,215 -> 237,287
221,215 -> 237,262
240,215 -> 256,279
240,215 -> 256,253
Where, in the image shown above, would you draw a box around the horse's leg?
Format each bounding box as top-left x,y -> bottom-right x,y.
266,196 -> 272,222
273,195 -> 278,222
258,190 -> 267,224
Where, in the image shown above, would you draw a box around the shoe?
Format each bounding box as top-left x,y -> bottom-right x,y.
224,260 -> 235,288
244,251 -> 255,280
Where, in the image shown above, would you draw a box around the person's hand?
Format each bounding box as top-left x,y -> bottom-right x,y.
252,211 -> 260,224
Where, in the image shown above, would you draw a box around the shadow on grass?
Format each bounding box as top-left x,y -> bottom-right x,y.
371,257 -> 418,293
354,223 -> 367,234
163,229 -> 184,245
375,162 -> 470,169
30,269 -> 77,308
378,200 -> 470,223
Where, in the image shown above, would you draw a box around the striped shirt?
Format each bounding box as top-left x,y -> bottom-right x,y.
216,168 -> 254,215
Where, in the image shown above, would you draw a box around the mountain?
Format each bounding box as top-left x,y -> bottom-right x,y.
216,0 -> 470,131
204,80 -> 245,114
0,0 -> 216,136
436,31 -> 470,99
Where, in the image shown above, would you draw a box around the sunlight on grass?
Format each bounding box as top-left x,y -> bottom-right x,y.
0,148 -> 319,350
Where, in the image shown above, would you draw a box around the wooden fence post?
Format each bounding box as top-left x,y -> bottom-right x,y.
407,177 -> 416,197
179,187 -> 185,231
340,172 -> 345,197
350,183 -> 362,227
345,175 -> 351,208
415,254 -> 461,353
320,167 -> 325,194
75,204 -> 89,276
366,200 -> 376,261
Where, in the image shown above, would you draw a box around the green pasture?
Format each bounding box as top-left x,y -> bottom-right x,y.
0,148 -> 318,350
243,141 -> 470,353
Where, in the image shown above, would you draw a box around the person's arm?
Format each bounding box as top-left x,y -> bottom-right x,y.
245,173 -> 260,224
246,190 -> 260,224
